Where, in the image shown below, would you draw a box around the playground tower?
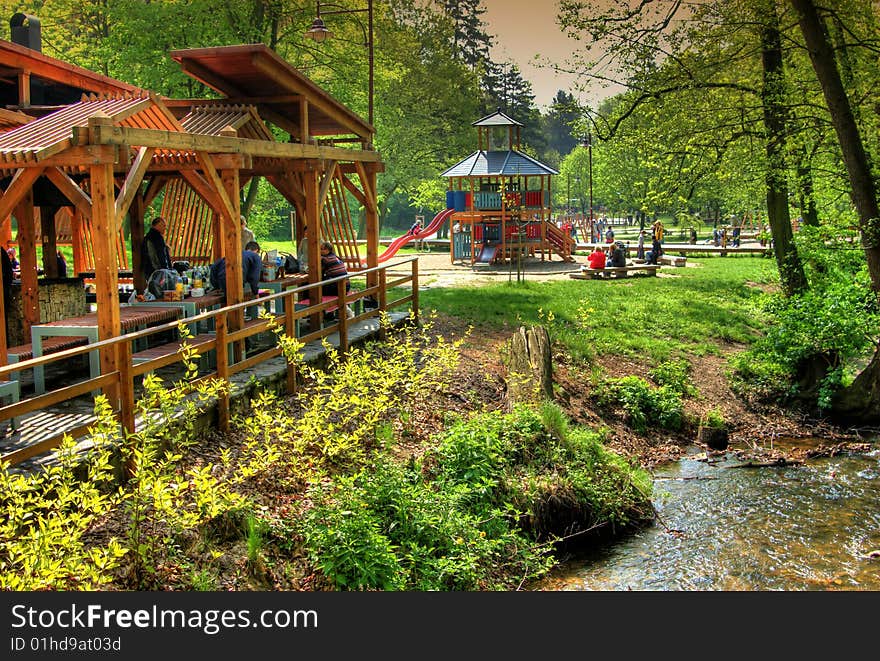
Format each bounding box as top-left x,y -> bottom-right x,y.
441,109 -> 574,265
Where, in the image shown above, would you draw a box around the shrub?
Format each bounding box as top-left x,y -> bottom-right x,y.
594,375 -> 684,433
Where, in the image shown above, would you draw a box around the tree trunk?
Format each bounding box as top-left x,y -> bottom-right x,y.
832,345 -> 880,422
796,156 -> 819,227
506,325 -> 553,407
790,0 -> 880,294
759,5 -> 808,296
791,0 -> 880,422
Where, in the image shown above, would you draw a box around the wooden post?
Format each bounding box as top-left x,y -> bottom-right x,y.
40,206 -> 60,278
362,166 -> 379,294
15,191 -> 39,334
71,209 -> 85,278
411,258 -> 419,325
378,268 -> 387,341
215,312 -> 230,431
337,278 -> 348,355
218,127 -> 243,360
284,291 -> 297,394
117,339 -> 135,436
89,113 -> 121,407
305,168 -> 322,330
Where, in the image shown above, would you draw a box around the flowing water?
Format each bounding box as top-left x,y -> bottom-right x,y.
542,445 -> 880,591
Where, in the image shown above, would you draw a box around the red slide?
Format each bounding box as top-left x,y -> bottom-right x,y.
375,208 -> 455,263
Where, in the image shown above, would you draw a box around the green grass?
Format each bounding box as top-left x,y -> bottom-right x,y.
420,257 -> 777,363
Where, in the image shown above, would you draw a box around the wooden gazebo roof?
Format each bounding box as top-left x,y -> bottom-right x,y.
0,37 -> 383,395
168,44 -> 374,144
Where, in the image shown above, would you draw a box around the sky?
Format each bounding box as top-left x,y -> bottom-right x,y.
481,0 -> 585,109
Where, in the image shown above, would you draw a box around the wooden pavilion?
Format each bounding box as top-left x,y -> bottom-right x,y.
0,29 -> 382,409
441,110 -> 573,265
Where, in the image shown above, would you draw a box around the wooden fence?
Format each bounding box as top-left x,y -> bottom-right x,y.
0,258 -> 419,468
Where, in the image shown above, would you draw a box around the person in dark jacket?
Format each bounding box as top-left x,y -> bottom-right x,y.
320,241 -> 349,297
141,216 -> 172,280
210,241 -> 263,295
1,246 -> 13,340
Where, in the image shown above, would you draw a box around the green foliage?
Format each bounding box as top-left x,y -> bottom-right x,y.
0,403 -> 126,590
729,277 -> 879,408
650,359 -> 697,397
298,405 -> 652,590
594,376 -> 685,433
702,407 -> 726,430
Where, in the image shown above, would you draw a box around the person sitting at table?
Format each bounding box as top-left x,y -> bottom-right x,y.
141,216 -> 172,280
56,251 -> 67,277
320,241 -> 354,319
610,241 -> 627,267
296,224 -> 309,273
209,241 -> 263,295
1,245 -> 13,340
6,244 -> 19,272
588,246 -> 607,269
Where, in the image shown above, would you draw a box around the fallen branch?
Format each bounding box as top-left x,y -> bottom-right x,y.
727,457 -> 803,468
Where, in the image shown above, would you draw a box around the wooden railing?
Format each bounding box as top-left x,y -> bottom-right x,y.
0,258 -> 419,467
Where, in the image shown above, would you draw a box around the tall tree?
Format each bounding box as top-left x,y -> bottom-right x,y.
790,0 -> 880,419
442,0 -> 492,69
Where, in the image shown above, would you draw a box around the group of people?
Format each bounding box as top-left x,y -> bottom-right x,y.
589,219 -> 665,269
588,241 -> 628,269
139,214 -> 352,315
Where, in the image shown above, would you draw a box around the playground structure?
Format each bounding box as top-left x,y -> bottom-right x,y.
441,110 -> 575,266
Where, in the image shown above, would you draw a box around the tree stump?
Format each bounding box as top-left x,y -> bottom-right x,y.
697,425 -> 729,451
507,325 -> 553,407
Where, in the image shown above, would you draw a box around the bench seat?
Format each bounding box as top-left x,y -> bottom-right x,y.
7,335 -> 90,363
132,333 -> 218,375
570,264 -> 661,280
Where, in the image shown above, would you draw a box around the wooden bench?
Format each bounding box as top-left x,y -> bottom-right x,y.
570,264 -> 661,280
132,333 -> 217,375
658,255 -> 687,267
6,335 -> 91,381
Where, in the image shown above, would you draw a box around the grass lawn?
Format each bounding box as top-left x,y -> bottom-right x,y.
419,257 -> 778,363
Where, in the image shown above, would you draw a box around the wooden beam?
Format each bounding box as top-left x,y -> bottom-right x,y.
179,171 -> 225,218
355,162 -> 378,214
299,98 -> 309,143
36,144 -> 119,168
177,59 -> 250,99
44,168 -> 92,219
251,52 -> 372,142
81,123 -> 382,163
17,71 -> 29,106
142,175 -> 167,208
318,161 -> 337,217
340,174 -> 367,208
0,167 -> 44,223
115,146 -> 155,226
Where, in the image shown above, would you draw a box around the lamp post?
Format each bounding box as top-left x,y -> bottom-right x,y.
305,0 -> 374,128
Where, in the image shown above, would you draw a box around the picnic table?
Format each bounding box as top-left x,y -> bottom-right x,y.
130,290 -> 226,334
32,305 -> 183,394
260,273 -> 309,314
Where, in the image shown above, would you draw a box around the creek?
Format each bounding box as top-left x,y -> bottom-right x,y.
541,444 -> 880,591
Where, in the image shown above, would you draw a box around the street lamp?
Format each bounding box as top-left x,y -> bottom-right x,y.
305,0 -> 374,128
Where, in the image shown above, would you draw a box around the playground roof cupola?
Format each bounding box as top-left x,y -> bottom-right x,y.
440,109 -> 558,178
